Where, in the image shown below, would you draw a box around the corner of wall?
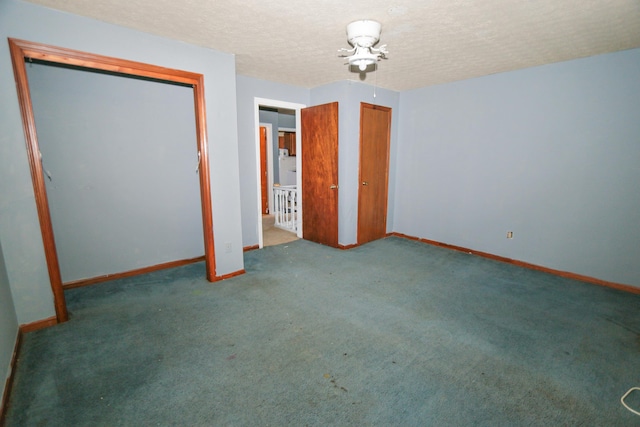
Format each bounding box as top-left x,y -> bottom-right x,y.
0,239 -> 19,418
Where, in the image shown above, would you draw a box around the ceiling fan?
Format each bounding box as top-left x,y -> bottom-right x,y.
338,20 -> 389,72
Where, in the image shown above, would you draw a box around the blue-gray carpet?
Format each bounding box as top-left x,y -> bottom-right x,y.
5,237 -> 640,425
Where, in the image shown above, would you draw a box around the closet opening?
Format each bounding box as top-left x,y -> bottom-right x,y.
9,38 -> 216,324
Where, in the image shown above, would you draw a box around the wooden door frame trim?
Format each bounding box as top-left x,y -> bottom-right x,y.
357,102 -> 392,245
259,126 -> 269,215
7,38 -> 217,324
258,123 -> 275,216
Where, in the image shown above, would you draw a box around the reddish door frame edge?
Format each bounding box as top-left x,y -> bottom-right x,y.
7,38 -> 217,323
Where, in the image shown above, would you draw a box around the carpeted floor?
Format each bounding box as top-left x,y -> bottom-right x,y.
5,237 -> 640,425
263,214 -> 298,247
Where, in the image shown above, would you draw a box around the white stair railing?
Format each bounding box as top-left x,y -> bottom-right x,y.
273,185 -> 297,232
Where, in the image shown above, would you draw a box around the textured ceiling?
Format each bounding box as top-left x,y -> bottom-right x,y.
24,0 -> 640,91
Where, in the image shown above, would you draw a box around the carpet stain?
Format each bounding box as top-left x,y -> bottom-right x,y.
325,374 -> 348,393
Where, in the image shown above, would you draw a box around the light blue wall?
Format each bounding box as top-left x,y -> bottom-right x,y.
278,111 -> 296,129
311,81 -> 400,246
0,240 -> 18,409
27,63 -> 204,282
235,75 -> 309,247
0,0 -> 244,324
394,48 -> 640,288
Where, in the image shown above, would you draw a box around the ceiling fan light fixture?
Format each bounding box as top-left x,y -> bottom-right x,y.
346,20 -> 381,48
348,46 -> 379,71
338,20 -> 388,73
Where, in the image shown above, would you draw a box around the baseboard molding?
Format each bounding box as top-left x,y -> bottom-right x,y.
243,244 -> 259,252
391,232 -> 639,295
19,316 -> 57,333
338,243 -> 359,250
213,269 -> 246,282
0,330 -> 22,427
63,256 -> 206,290
1,318 -> 54,424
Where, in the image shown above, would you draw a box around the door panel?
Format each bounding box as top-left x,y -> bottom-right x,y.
301,102 -> 339,247
358,103 -> 391,244
260,126 -> 268,214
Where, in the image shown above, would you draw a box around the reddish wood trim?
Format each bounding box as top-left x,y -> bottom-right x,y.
8,39 -> 68,323
212,269 -> 246,281
243,244 -> 260,252
10,39 -> 200,85
259,127 -> 269,215
0,331 -> 22,427
192,76 -> 217,282
7,38 -> 218,317
19,316 -> 57,333
392,232 -> 421,242
338,243 -> 359,250
391,232 -> 640,294
62,256 -> 206,289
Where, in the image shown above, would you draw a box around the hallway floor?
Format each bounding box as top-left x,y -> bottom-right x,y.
262,214 -> 298,247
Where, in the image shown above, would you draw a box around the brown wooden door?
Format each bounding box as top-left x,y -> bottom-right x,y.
259,126 -> 269,214
301,102 -> 339,247
358,103 -> 391,245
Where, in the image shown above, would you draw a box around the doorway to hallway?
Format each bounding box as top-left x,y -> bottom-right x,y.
254,98 -> 305,248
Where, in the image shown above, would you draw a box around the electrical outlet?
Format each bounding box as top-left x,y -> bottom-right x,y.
506,231 -> 513,239
225,242 -> 232,253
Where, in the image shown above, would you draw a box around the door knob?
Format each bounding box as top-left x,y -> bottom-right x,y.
330,184 -> 338,189
362,181 -> 369,186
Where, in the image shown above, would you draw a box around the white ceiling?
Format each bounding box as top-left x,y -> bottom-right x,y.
24,0 -> 640,91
